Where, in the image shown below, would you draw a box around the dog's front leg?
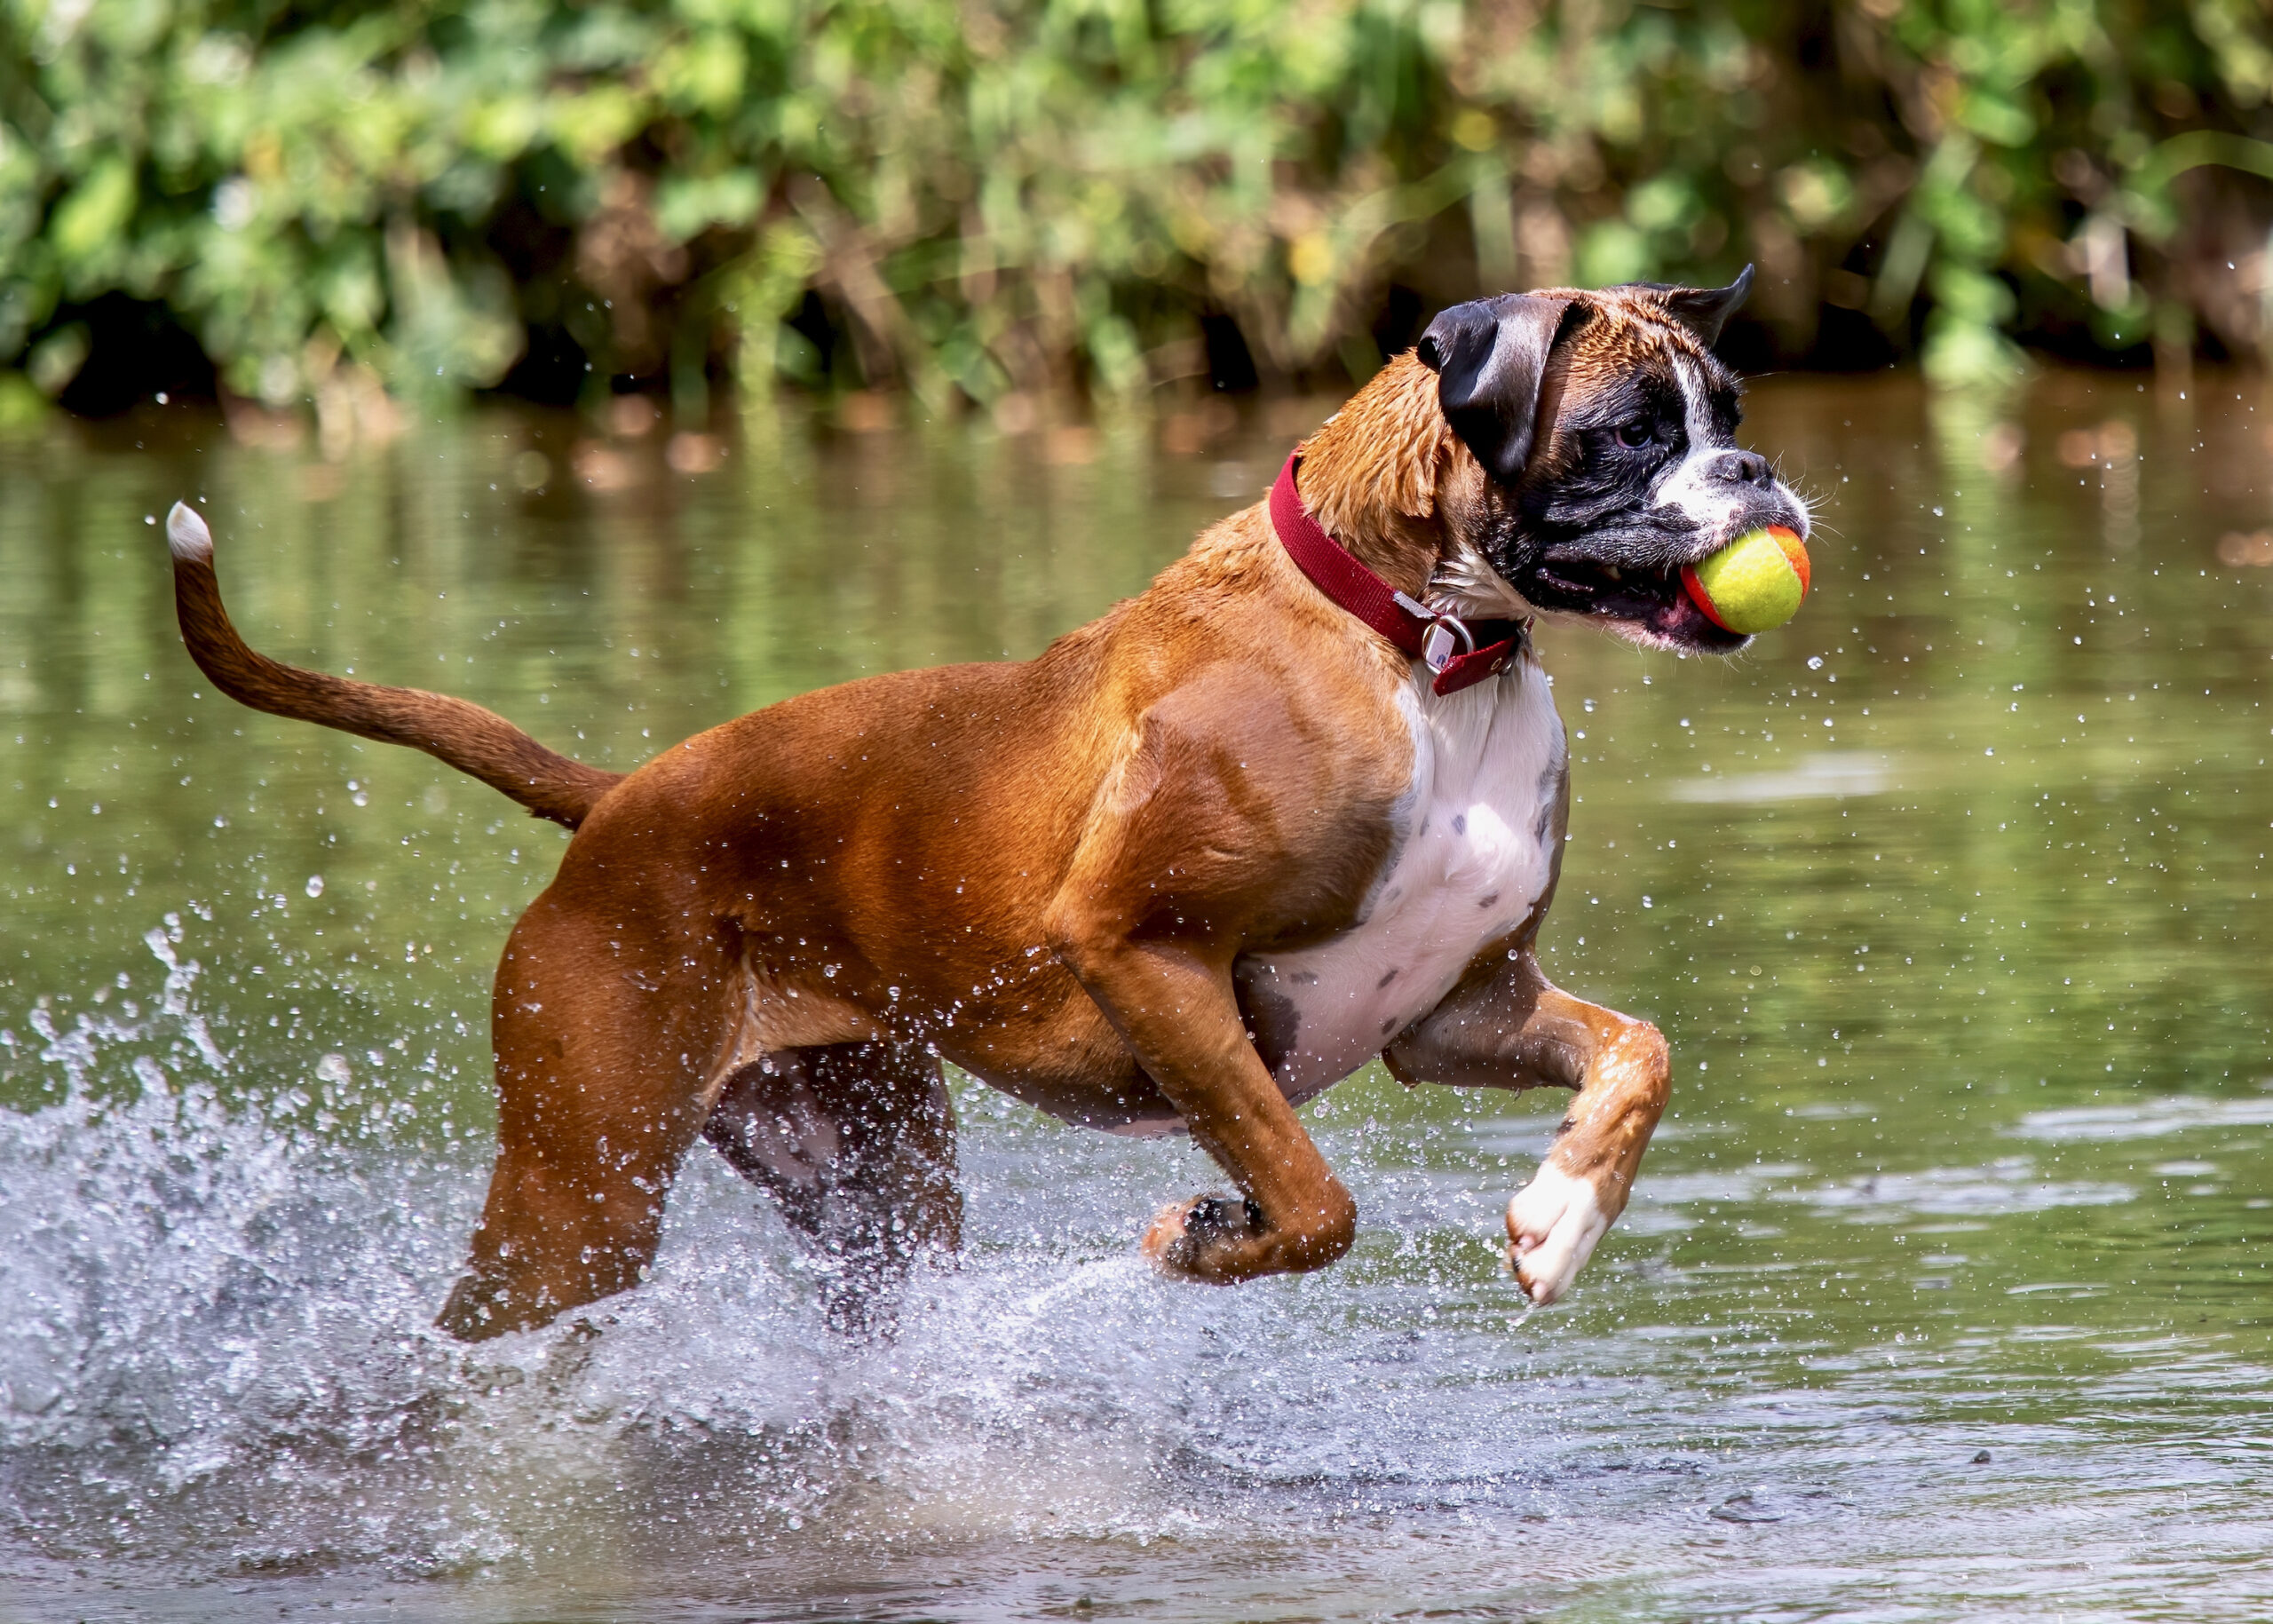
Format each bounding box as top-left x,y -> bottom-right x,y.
1385,947 -> 1669,1304
1042,710 -> 1358,1283
1050,925 -> 1356,1280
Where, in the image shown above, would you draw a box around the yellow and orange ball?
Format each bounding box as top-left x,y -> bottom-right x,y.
1681,527 -> 1810,635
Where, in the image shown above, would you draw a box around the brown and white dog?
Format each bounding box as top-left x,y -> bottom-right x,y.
161,272 -> 1806,1340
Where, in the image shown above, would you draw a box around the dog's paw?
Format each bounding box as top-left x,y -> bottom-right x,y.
1141,1193 -> 1263,1279
1505,1163 -> 1610,1305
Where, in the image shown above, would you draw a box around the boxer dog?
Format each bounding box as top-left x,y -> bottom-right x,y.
161,270 -> 1805,1340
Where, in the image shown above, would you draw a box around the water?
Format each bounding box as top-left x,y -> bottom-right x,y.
3,375 -> 2270,1620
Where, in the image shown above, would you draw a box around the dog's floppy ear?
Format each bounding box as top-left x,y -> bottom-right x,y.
1635,265 -> 1754,345
1416,293 -> 1583,486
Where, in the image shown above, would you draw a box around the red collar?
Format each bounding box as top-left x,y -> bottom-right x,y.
1269,453 -> 1530,697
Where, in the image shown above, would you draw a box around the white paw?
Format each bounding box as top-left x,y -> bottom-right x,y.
1505,1163 -> 1609,1305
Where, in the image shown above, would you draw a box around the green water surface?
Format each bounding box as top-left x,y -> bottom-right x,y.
1,373 -> 2269,1621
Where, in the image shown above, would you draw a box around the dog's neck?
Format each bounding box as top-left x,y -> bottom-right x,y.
1293,356 -> 1534,623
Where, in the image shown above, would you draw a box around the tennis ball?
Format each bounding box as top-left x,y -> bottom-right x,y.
1681,526 -> 1810,635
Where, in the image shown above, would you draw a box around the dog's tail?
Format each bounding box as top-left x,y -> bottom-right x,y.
162,503 -> 624,829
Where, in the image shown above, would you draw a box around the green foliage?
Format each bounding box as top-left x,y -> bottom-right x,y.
4,0 -> 2273,410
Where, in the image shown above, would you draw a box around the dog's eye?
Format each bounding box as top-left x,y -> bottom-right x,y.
1613,420 -> 1654,449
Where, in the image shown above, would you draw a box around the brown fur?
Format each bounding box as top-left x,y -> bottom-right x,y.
170,551 -> 621,828
169,297 -> 1696,1337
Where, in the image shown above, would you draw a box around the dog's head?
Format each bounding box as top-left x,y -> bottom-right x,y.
1418,268 -> 1807,654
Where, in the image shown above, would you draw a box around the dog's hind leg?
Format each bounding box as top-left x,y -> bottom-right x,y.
436,892 -> 736,1342
701,1042 -> 961,1328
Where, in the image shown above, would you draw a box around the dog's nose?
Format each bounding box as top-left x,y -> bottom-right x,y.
1709,449 -> 1774,488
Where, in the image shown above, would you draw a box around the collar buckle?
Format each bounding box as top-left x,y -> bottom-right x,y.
1395,591 -> 1476,674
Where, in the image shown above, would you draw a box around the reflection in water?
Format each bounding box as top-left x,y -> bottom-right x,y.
2,376 -> 2271,1620
1665,750 -> 1903,803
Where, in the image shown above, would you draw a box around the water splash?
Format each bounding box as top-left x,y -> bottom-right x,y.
139,919 -> 232,1077
0,938 -> 1580,1603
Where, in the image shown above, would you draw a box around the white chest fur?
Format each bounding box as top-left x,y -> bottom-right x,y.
1238,658 -> 1568,1101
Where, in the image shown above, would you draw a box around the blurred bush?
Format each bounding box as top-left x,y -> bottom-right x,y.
5,0 -> 2273,422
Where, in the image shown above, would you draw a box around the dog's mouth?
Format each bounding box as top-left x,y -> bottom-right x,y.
1517,552 -> 1748,654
